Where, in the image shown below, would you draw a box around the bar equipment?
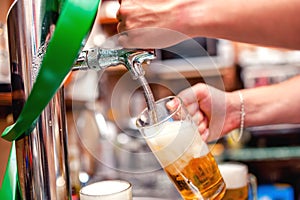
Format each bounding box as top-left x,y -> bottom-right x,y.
73,48 -> 156,80
5,0 -> 156,199
5,0 -> 99,198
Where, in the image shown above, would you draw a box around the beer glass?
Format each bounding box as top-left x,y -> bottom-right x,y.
218,162 -> 257,200
79,180 -> 132,200
136,96 -> 226,200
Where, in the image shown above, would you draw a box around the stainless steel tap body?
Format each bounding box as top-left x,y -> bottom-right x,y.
7,0 -> 71,199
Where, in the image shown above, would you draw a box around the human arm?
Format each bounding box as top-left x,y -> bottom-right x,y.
0,0 -> 14,22
239,75 -> 300,126
175,75 -> 300,142
117,0 -> 300,49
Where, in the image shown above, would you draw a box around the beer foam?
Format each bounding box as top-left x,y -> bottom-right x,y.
218,163 -> 248,189
145,121 -> 208,168
80,180 -> 131,197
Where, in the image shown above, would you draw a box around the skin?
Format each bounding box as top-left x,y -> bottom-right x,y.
171,76 -> 300,141
117,0 -> 300,49
0,0 -> 14,22
117,0 -> 300,141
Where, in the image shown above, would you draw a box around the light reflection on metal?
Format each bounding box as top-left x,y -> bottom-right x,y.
7,0 -> 71,199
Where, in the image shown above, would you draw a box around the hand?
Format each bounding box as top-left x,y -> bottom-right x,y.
170,83 -> 237,142
117,0 -> 204,48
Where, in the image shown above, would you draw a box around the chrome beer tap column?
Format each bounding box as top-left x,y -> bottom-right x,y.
6,1 -> 155,199
7,0 -> 71,199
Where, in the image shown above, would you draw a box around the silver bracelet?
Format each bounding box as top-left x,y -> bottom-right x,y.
237,90 -> 245,141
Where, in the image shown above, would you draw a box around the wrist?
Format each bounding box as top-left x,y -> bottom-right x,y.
227,91 -> 244,132
224,90 -> 246,142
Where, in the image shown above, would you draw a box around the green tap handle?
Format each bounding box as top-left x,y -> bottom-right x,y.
1,1 -> 100,199
1,0 -> 101,141
0,142 -> 20,200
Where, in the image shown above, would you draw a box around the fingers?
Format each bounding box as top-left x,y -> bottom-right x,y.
185,102 -> 200,116
176,84 -> 211,141
167,91 -> 211,142
199,129 -> 209,142
116,9 -> 122,22
116,0 -> 128,33
191,111 -> 204,125
198,116 -> 208,133
166,97 -> 180,112
116,0 -> 190,48
167,99 -> 207,126
187,105 -> 205,126
177,83 -> 209,106
117,28 -> 189,49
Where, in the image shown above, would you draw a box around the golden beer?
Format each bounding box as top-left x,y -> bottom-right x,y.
165,152 -> 225,199
219,163 -> 255,200
222,185 -> 248,200
145,121 -> 226,200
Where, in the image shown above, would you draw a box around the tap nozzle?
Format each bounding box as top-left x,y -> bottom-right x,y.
72,48 -> 156,79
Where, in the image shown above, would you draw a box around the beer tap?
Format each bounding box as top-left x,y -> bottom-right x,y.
72,48 -> 156,80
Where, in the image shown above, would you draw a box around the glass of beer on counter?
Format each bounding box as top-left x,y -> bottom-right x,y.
79,180 -> 132,200
136,96 -> 226,199
218,162 -> 257,200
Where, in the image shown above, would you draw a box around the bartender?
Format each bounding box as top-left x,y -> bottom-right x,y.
117,0 -> 300,49
117,0 -> 300,142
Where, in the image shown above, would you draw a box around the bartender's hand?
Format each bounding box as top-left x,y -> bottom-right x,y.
117,0 -> 300,50
169,83 -> 241,142
117,0 -> 207,48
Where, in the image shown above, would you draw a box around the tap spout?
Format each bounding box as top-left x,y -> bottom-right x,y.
72,48 -> 156,79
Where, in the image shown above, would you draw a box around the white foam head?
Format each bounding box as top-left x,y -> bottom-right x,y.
145,121 -> 208,168
80,180 -> 132,200
218,163 -> 248,189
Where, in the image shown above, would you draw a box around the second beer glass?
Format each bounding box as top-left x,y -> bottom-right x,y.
136,96 -> 226,200
218,162 -> 257,200
79,180 -> 132,200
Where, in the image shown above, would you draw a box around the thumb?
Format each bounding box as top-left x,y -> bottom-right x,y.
166,97 -> 180,111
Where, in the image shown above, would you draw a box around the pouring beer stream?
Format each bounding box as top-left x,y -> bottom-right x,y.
73,48 -> 158,124
73,47 -> 227,199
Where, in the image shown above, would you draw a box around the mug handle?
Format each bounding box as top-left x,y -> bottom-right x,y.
248,173 -> 258,200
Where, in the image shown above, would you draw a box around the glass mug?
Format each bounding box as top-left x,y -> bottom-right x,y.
79,180 -> 132,200
136,96 -> 226,199
218,162 -> 257,200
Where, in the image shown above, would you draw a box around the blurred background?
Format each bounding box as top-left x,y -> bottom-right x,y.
1,0 -> 300,199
